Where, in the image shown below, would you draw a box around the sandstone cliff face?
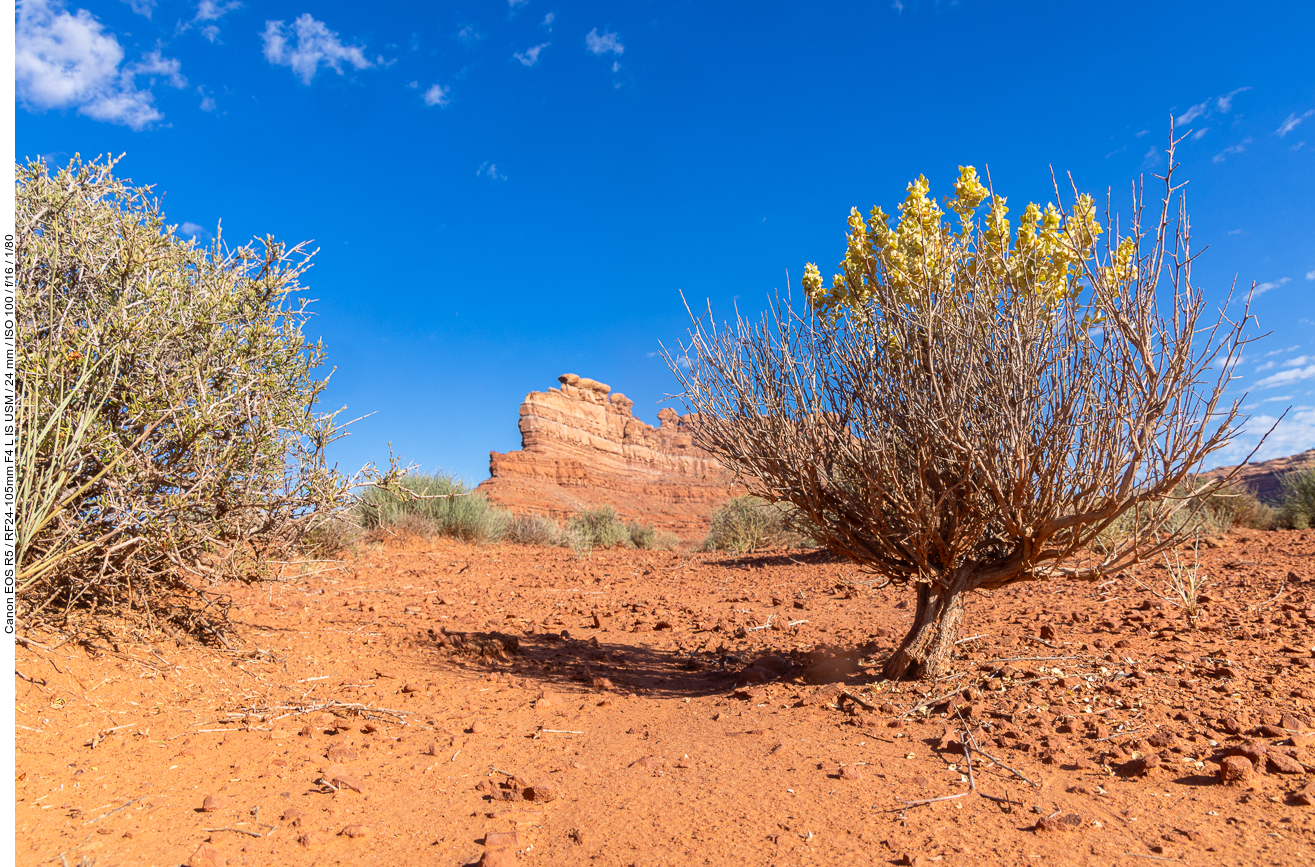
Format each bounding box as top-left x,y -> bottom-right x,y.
1202,448 -> 1315,502
475,374 -> 738,541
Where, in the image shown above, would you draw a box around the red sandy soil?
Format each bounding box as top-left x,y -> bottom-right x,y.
15,529 -> 1315,867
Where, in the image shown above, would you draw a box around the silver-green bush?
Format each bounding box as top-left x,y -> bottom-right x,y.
359,474 -> 509,544
16,155 -> 369,637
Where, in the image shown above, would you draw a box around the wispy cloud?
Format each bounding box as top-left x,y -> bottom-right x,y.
1277,109 -> 1313,136
17,0 -> 185,130
1256,364 -> 1315,389
179,221 -> 212,239
1207,406 -> 1315,467
508,0 -> 529,7
457,24 -> 483,44
196,0 -> 241,21
477,162 -> 507,181
585,28 -> 623,56
542,12 -> 555,30
1307,269 -> 1315,281
423,84 -> 450,106
1141,146 -> 1161,169
1253,276 -> 1291,297
1212,137 -> 1252,163
1191,127 -> 1209,140
1264,345 -> 1301,357
1176,86 -> 1251,125
1256,360 -> 1276,372
121,0 -> 155,17
263,14 -> 371,85
196,85 -> 215,111
514,43 -> 549,67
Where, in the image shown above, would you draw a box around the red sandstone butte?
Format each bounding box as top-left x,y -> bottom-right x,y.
1200,448 -> 1315,502
475,374 -> 739,541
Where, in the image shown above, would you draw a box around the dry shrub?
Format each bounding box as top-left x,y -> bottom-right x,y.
16,155 -> 383,641
359,474 -> 509,544
703,496 -> 810,552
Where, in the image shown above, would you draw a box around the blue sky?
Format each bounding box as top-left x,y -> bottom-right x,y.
15,0 -> 1315,482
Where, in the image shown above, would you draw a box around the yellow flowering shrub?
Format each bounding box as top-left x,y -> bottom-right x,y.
801,166 -> 1119,320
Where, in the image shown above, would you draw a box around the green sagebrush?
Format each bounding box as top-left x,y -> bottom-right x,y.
15,154 -> 375,637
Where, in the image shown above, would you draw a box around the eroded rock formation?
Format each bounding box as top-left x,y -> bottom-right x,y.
475,374 -> 739,541
1202,448 -> 1315,502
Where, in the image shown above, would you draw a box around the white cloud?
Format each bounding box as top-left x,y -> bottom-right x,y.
1227,228 -> 1244,235
197,86 -> 215,112
1256,360 -> 1276,372
508,0 -> 528,6
1212,137 -> 1252,163
514,43 -> 549,67
477,162 -> 507,181
1253,276 -> 1291,296
1278,109 -> 1314,136
1256,364 -> 1315,389
542,12 -> 554,29
1141,146 -> 1161,169
16,0 -> 185,130
1176,86 -> 1251,125
1207,407 -> 1315,467
1191,127 -> 1209,140
892,0 -> 905,11
179,221 -> 211,238
422,84 -> 450,107
1215,86 -> 1251,113
122,0 -> 155,17
458,24 -> 483,44
262,14 -> 371,85
1265,345 -> 1301,357
196,0 -> 240,21
585,28 -> 623,56
200,24 -> 220,42
1308,269 -> 1315,281
1284,356 -> 1314,368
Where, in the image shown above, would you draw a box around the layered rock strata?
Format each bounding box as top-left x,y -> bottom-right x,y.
475,374 -> 739,541
1201,448 -> 1315,502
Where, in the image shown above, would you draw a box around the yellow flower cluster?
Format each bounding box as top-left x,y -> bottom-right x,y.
802,166 -> 1122,321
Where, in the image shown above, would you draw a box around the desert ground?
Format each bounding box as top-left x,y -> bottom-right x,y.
15,528 -> 1315,867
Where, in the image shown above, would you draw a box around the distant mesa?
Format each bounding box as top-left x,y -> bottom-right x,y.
475,374 -> 740,541
1201,448 -> 1315,502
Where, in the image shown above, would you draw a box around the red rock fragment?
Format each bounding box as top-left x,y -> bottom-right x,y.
485,831 -> 520,849
839,764 -> 864,781
1219,755 -> 1254,786
199,794 -> 230,812
339,824 -> 370,838
297,831 -> 332,847
1034,813 -> 1083,833
1267,752 -> 1305,774
186,843 -> 225,867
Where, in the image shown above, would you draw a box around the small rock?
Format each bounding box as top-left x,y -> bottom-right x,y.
523,783 -> 558,802
424,742 -> 441,757
1268,752 -> 1305,774
186,843 -> 225,867
591,676 -> 614,691
361,723 -> 378,734
485,831 -> 520,849
281,807 -> 306,826
1034,813 -> 1083,833
339,824 -> 370,838
1040,624 -> 1057,641
471,720 -> 488,734
1292,782 -> 1315,806
480,851 -> 518,867
326,744 -> 359,762
1118,752 -> 1162,777
200,794 -> 230,812
1219,755 -> 1254,786
839,764 -> 864,781
297,831 -> 332,847
1258,724 -> 1287,738
327,769 -> 366,792
631,755 -> 663,770
1282,714 -> 1308,733
401,683 -> 420,694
